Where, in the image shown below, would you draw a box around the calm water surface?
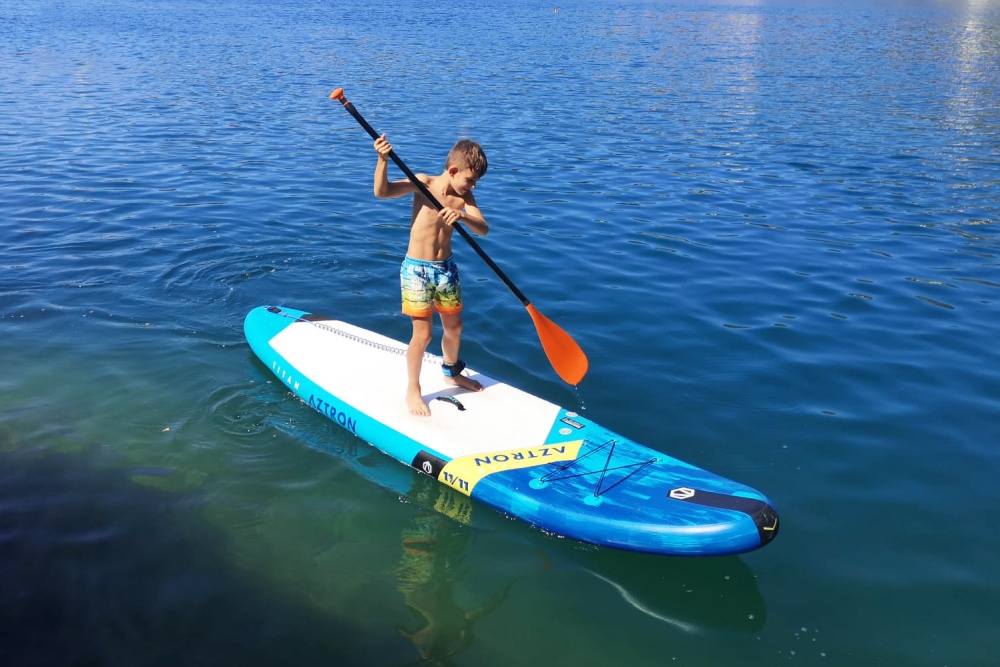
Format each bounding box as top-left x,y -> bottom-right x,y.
2,1 -> 998,665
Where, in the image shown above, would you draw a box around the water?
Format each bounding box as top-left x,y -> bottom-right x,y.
2,0 -> 998,665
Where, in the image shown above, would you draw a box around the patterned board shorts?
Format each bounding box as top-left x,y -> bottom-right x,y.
400,255 -> 463,317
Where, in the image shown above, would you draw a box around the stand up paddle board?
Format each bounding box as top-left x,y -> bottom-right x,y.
244,305 -> 779,556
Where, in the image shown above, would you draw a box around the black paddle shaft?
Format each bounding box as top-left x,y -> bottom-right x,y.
336,96 -> 531,307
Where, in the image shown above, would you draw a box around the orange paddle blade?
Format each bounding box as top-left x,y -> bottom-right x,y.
525,304 -> 589,385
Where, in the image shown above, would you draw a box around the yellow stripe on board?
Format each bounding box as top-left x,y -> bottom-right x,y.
439,440 -> 584,496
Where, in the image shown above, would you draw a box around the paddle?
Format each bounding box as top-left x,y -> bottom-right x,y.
331,88 -> 588,385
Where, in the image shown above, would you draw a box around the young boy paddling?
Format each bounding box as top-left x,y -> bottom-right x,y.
373,134 -> 489,417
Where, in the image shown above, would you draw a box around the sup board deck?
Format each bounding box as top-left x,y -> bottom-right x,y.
244,305 -> 779,556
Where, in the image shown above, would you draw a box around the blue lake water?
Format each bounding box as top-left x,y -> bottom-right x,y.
2,0 -> 998,665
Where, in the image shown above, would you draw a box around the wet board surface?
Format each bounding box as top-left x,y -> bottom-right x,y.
244,305 -> 779,556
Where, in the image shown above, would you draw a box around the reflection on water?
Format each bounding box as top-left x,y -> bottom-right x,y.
394,478 -> 546,665
944,0 -> 1000,137
567,545 -> 767,635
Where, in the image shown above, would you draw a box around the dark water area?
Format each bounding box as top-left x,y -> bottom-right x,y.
2,0 -> 998,665
0,449 -> 397,666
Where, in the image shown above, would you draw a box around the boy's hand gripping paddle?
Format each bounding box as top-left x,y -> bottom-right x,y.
331,88 -> 588,385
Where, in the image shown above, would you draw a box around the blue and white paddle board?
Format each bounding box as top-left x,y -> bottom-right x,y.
244,305 -> 779,556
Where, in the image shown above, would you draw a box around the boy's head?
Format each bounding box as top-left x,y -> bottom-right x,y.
446,139 -> 488,179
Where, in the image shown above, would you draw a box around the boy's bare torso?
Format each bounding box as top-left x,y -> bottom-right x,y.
406,173 -> 470,262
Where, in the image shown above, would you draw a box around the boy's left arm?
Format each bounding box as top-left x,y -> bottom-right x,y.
460,195 -> 488,236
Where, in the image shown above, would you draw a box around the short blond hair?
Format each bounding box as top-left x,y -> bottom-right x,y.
446,139 -> 488,178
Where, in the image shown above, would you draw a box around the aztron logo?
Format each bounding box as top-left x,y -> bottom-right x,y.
669,487 -> 696,500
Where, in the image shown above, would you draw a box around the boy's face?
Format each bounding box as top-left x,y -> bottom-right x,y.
449,167 -> 479,196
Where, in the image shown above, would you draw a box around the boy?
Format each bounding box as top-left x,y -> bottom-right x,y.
373,134 -> 489,417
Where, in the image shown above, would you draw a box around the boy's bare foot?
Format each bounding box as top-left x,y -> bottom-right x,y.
445,374 -> 483,392
407,388 -> 431,417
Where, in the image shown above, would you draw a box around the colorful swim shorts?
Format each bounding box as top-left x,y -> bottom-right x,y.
400,255 -> 463,317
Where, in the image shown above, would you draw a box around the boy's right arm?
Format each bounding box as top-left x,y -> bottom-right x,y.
373,134 -> 417,199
